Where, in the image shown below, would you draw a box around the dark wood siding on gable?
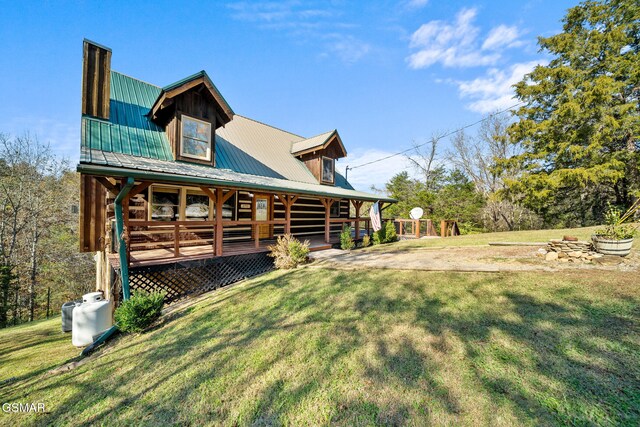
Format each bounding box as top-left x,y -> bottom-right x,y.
165,89 -> 217,166
81,41 -> 111,120
297,141 -> 344,185
79,174 -> 107,252
301,155 -> 322,183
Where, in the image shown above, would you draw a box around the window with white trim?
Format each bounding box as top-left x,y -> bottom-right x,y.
180,115 -> 212,161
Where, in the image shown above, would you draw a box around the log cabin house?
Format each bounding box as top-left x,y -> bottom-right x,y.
77,40 -> 395,303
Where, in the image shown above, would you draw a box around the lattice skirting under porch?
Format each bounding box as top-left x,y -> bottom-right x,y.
116,252 -> 274,304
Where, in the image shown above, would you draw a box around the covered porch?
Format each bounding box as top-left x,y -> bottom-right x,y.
108,233 -> 341,268
84,176 -> 383,269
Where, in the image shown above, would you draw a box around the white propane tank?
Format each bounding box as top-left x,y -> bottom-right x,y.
72,292 -> 113,347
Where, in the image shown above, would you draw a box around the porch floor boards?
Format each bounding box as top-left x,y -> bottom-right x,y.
108,234 -> 338,268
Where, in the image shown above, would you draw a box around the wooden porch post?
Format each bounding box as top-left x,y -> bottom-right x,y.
320,198 -> 336,243
441,220 -> 447,238
278,194 -> 298,235
199,186 -> 217,255
415,219 -> 420,239
284,197 -> 291,235
120,179 -> 132,264
254,223 -> 260,248
351,200 -> 363,239
213,189 -> 237,255
215,189 -> 224,256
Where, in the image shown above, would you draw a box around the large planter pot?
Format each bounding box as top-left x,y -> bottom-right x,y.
591,235 -> 634,257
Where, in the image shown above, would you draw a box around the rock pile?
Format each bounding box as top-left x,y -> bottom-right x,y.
538,239 -> 604,263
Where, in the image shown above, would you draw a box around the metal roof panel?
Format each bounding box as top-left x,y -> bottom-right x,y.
80,70 -> 386,202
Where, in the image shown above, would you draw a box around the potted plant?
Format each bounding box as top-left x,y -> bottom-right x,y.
592,202 -> 639,256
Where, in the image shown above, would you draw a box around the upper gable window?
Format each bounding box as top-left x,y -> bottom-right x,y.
321,156 -> 335,184
181,115 -> 212,161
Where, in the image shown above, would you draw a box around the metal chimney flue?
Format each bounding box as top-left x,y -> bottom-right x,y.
81,39 -> 111,120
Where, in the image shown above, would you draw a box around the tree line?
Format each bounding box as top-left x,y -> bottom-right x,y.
0,134 -> 94,328
379,0 -> 639,232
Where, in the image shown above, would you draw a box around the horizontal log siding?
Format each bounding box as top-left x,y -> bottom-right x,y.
125,190 -> 352,251
284,197 -> 349,237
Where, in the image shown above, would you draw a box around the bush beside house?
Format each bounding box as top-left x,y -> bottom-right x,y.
268,234 -> 310,269
114,291 -> 165,333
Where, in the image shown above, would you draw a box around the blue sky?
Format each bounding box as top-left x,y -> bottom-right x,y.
0,0 -> 572,191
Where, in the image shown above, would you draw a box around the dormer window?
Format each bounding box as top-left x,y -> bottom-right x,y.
291,130 -> 346,185
322,156 -> 335,184
149,70 -> 234,166
181,115 -> 212,161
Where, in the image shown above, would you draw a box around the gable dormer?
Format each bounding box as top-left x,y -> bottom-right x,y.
149,71 -> 234,166
292,130 -> 347,185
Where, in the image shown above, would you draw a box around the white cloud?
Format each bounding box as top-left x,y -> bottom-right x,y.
405,0 -> 429,9
406,8 -> 523,69
341,148 -> 418,192
455,61 -> 541,113
482,25 -> 522,50
227,2 -> 333,23
324,34 -> 371,64
227,1 -> 371,64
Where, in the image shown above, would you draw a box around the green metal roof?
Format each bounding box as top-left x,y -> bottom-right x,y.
80,70 -> 395,202
78,149 -> 395,202
82,72 -> 173,161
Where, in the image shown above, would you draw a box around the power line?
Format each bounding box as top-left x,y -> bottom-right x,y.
346,101 -> 525,172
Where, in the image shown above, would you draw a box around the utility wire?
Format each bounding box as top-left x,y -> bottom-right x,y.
347,101 -> 526,171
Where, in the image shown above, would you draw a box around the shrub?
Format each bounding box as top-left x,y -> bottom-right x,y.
268,234 -> 310,269
340,226 -> 355,250
114,291 -> 165,333
372,229 -> 383,245
362,234 -> 371,247
595,204 -> 638,240
371,221 -> 397,244
384,220 -> 398,243
457,221 -> 478,235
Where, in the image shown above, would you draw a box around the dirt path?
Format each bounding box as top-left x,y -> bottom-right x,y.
309,245 -> 640,273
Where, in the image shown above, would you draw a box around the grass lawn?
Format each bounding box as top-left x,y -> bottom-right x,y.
368,225 -> 639,251
1,262 -> 638,425
0,318 -> 80,384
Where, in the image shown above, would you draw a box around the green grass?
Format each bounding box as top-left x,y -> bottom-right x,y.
367,224 -> 639,251
1,265 -> 638,426
0,318 -> 79,384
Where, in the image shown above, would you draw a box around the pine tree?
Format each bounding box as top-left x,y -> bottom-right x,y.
505,0 -> 639,225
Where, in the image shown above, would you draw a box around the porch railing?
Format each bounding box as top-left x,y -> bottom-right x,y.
394,219 -> 438,239
328,217 -> 371,239
127,219 -> 289,258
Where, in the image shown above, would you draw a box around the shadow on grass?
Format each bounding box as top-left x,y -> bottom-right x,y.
5,269 -> 639,426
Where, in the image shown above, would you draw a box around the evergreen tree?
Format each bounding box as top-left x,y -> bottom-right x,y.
505,0 -> 639,225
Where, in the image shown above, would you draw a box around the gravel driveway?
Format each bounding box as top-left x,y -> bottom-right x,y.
308,245 -> 640,272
